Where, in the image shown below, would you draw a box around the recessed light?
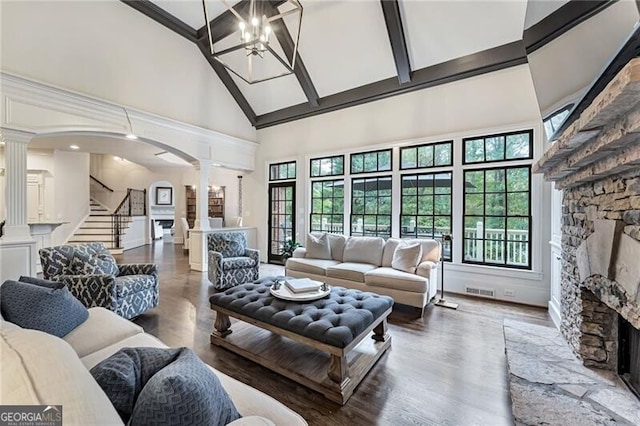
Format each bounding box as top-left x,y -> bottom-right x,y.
125,134 -> 138,140
212,163 -> 221,167
69,145 -> 80,150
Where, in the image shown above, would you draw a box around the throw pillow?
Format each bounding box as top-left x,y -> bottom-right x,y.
306,233 -> 332,260
0,280 -> 88,337
19,275 -> 64,289
391,243 -> 423,274
71,251 -> 119,275
90,347 -> 184,422
131,348 -> 241,426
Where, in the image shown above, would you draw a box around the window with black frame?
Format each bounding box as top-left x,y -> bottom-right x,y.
310,155 -> 344,177
463,165 -> 531,269
463,130 -> 532,164
310,179 -> 344,234
269,161 -> 296,181
350,149 -> 392,174
350,176 -> 392,238
400,141 -> 453,170
400,172 -> 453,259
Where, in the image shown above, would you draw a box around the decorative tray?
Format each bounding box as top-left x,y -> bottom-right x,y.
269,281 -> 331,301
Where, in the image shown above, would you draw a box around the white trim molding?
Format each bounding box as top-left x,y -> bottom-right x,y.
0,72 -> 258,171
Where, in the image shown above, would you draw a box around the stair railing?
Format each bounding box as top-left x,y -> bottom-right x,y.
90,175 -> 115,192
111,188 -> 147,248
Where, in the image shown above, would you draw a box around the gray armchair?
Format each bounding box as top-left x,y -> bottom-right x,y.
39,242 -> 159,319
207,233 -> 259,290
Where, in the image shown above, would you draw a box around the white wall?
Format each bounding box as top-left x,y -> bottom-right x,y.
249,65 -> 552,306
0,0 -> 256,142
52,150 -> 90,245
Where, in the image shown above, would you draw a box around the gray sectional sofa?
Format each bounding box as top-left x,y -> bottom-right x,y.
285,233 -> 441,312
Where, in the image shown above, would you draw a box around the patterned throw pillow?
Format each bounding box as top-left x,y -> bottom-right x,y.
0,280 -> 89,337
71,251 -> 119,276
91,347 -> 241,426
19,275 -> 64,289
210,233 -> 246,258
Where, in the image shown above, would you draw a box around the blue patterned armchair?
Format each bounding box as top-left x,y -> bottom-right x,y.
39,242 -> 159,319
207,233 -> 259,290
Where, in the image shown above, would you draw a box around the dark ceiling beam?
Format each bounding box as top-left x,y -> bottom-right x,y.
255,41 -> 526,129
120,0 -> 257,126
120,0 -> 198,43
380,0 -> 411,84
196,0 -> 287,42
196,41 -> 257,126
264,2 -> 319,107
523,0 -> 614,53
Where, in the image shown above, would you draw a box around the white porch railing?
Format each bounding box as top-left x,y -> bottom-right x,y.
464,222 -> 528,265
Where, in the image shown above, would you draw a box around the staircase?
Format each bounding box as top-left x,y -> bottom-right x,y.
68,199 -> 131,254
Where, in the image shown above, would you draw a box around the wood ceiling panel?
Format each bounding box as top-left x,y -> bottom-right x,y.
400,0 -> 527,71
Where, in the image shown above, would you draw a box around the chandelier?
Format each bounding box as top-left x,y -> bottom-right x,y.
202,0 -> 303,84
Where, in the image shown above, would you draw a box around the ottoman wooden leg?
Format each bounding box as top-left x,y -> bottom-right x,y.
213,312 -> 232,337
328,354 -> 347,383
372,318 -> 389,342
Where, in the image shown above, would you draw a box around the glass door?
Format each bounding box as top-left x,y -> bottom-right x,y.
268,181 -> 296,264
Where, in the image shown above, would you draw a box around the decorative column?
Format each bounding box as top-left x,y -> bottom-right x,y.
1,130 -> 32,240
193,160 -> 212,232
189,160 -> 212,271
0,128 -> 37,282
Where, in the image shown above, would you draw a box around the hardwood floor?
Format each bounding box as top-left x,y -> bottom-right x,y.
117,241 -> 551,426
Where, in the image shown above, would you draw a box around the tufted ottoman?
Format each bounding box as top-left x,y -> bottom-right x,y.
209,277 -> 394,404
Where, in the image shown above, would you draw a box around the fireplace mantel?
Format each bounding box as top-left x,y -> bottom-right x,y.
534,58 -> 640,190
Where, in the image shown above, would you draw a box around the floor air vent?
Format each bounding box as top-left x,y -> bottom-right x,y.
465,286 -> 495,298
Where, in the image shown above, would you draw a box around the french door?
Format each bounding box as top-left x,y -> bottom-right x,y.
268,181 -> 296,264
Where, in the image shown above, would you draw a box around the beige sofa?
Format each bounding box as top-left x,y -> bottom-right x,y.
285,234 -> 441,312
1,307 -> 306,426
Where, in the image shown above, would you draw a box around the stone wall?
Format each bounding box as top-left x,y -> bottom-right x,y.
561,169 -> 640,370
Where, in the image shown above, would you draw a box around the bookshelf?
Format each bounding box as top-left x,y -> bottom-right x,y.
185,186 -> 224,229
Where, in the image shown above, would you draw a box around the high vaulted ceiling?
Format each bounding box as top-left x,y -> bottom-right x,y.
122,0 -> 611,129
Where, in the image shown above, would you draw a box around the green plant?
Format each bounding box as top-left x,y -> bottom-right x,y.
281,239 -> 301,260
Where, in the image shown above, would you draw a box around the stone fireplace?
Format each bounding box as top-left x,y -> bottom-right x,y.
561,172 -> 640,372
535,58 -> 640,381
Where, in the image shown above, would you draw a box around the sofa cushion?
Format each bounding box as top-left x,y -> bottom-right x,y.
306,233 -> 332,260
365,267 -> 428,293
0,333 -> 40,405
381,239 -> 402,267
115,274 -> 156,297
223,257 -> 258,270
391,243 -> 422,273
1,327 -> 123,425
64,307 -> 143,358
407,239 -> 441,263
326,262 -> 378,283
0,280 -> 88,337
343,237 -> 385,266
285,258 -> 340,276
129,348 -> 241,426
81,332 -> 166,369
72,251 -> 119,275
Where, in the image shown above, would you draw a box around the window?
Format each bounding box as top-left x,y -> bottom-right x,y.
351,176 -> 392,238
463,130 -> 532,164
269,161 -> 296,181
350,149 -> 392,174
400,141 -> 452,170
463,166 -> 531,269
543,105 -> 573,141
400,172 -> 452,241
310,155 -> 344,177
310,180 -> 344,234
